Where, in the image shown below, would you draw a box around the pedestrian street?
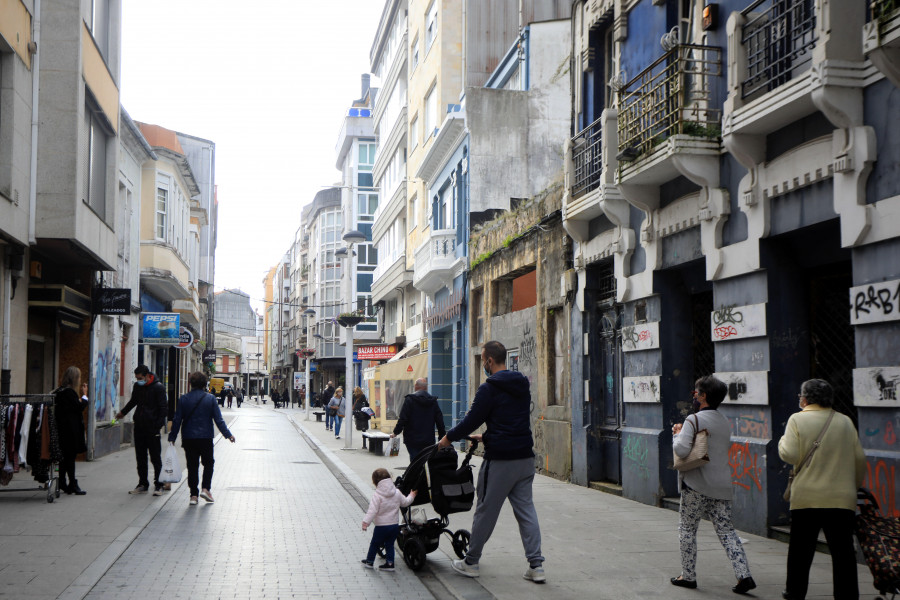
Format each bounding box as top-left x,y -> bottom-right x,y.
82,405 -> 433,600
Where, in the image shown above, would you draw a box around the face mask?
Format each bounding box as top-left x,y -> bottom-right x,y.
483,364 -> 491,378
136,379 -> 146,386
691,399 -> 701,413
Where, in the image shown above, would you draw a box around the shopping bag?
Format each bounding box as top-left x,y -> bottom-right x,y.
384,436 -> 401,457
159,443 -> 182,483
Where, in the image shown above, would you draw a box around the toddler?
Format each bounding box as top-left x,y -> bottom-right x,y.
361,467 -> 417,571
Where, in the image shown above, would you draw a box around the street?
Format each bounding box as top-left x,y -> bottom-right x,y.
0,402 -> 874,599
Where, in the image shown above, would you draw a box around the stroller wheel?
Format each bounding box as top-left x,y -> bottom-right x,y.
451,529 -> 471,559
402,537 -> 427,571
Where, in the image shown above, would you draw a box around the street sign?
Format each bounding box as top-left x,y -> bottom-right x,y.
293,372 -> 303,389
141,312 -> 180,344
176,327 -> 193,349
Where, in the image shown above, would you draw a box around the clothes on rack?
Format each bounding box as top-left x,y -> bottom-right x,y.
0,401 -> 62,486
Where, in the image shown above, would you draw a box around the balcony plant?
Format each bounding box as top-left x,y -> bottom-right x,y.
337,311 -> 365,328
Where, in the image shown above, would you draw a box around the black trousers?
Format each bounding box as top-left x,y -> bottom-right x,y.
59,453 -> 77,488
133,429 -> 162,487
786,508 -> 858,600
183,438 -> 215,497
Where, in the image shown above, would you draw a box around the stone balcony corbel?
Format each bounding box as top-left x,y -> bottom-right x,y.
864,0 -> 900,88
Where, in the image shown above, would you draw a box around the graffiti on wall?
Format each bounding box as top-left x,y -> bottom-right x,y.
520,323 -> 537,367
728,441 -> 763,492
849,278 -> 900,325
864,458 -> 900,518
731,410 -> 770,438
623,376 -> 660,403
621,322 -> 659,352
623,435 -> 650,479
713,371 -> 768,405
710,303 -> 766,342
854,367 -> 900,407
94,347 -> 120,421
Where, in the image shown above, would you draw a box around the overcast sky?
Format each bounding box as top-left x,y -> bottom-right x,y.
121,1 -> 385,313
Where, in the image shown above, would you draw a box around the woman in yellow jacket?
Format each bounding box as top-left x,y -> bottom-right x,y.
778,379 -> 865,600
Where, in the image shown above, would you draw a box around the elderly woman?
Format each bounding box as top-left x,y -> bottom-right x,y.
671,376 -> 755,594
778,379 -> 865,600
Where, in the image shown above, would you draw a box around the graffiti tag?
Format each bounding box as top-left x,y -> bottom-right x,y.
728,442 -> 762,492
714,326 -> 739,340
732,411 -> 769,438
864,459 -> 900,518
850,279 -> 900,325
623,436 -> 650,480
713,305 -> 744,326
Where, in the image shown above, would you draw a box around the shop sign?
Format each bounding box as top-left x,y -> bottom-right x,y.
176,327 -> 194,349
93,288 -> 131,315
202,349 -> 217,363
357,345 -> 398,360
141,312 -> 180,344
423,289 -> 464,330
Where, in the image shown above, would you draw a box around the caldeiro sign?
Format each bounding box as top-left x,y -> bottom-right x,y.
141,313 -> 180,345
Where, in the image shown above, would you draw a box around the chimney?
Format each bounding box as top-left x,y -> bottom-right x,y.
361,74 -> 370,98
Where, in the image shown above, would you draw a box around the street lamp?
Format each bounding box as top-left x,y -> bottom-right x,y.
339,229 -> 366,450
303,308 -> 315,421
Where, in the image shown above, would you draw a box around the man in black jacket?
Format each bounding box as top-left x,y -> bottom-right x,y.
116,365 -> 168,496
392,378 -> 445,461
438,341 -> 545,583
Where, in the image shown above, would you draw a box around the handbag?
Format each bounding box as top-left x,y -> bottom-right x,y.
673,414 -> 710,472
783,410 -> 835,502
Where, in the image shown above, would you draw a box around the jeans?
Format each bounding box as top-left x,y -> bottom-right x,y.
183,438 -> 215,497
366,524 -> 399,564
406,445 -> 426,462
134,429 -> 162,488
334,415 -> 344,436
786,508 -> 858,600
325,411 -> 334,429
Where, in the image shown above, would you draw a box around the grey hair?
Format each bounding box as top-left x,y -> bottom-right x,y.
801,379 -> 833,408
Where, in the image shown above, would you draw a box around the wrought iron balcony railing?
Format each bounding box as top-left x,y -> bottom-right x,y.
617,44 -> 722,162
571,116 -> 604,199
741,0 -> 817,99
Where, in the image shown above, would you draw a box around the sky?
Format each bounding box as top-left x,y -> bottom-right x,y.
121,1 -> 386,313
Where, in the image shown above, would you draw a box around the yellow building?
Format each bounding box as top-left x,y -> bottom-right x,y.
262,266 -> 277,371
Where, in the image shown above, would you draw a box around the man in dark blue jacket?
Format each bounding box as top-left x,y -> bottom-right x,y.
391,378 -> 445,461
438,340 -> 545,583
169,371 -> 235,505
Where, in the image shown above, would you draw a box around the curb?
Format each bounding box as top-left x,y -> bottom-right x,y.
57,415 -> 241,600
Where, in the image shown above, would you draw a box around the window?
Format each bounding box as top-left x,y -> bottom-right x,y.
410,115 -> 419,149
425,1 -> 438,50
408,302 -> 420,327
358,193 -> 378,221
408,194 -> 417,231
411,34 -> 420,69
155,184 -> 168,240
424,85 -> 437,139
85,95 -> 111,220
91,0 -> 110,60
472,288 -> 484,344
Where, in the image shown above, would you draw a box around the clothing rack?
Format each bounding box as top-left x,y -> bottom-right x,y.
0,394 -> 60,503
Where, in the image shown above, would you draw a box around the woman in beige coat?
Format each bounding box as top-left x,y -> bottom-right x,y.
778,379 -> 865,600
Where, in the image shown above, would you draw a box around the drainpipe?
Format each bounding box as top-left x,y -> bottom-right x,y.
28,0 -> 41,246
1,253 -> 11,395
462,0 -> 467,91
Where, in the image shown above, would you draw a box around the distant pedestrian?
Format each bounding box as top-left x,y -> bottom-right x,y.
226,388 -> 234,409
361,467 -> 417,571
329,388 -> 348,439
670,376 -> 755,594
439,341 -> 544,583
323,381 -> 336,430
55,366 -> 88,496
217,388 -> 226,407
236,388 -> 243,408
353,387 -> 371,437
778,379 -> 865,600
392,378 -> 445,461
116,365 -> 168,496
168,371 -> 235,506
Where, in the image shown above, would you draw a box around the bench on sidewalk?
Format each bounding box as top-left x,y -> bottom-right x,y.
312,411 -> 325,422
362,431 -> 391,455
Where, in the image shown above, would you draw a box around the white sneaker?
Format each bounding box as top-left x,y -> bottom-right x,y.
524,566 -> 546,583
451,559 -> 480,578
199,489 -> 214,503
189,496 -> 198,505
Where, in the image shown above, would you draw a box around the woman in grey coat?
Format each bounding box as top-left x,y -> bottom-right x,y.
670,376 -> 755,594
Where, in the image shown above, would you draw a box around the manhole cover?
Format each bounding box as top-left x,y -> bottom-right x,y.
226,486 -> 275,492
291,461 -> 319,465
242,448 -> 271,451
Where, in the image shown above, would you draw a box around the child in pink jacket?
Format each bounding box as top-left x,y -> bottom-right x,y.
361,467 -> 417,571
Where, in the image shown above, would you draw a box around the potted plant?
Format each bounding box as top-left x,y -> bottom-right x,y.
337,311 -> 365,328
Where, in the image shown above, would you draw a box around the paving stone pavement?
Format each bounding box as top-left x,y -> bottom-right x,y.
82,405 -> 434,600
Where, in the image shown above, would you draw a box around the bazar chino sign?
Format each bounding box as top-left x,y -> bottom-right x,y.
357,345 -> 398,361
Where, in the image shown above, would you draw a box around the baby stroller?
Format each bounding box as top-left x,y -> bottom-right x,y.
390,439 -> 479,571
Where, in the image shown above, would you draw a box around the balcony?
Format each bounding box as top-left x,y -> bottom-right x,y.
865,0 -> 900,87
616,44 -> 722,191
372,252 -> 413,304
571,116 -> 603,199
140,242 -> 190,302
413,230 -> 463,295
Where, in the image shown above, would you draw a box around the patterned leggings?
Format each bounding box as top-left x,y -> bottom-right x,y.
679,486 -> 752,581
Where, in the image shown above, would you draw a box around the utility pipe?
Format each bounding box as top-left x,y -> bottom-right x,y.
28,0 -> 41,245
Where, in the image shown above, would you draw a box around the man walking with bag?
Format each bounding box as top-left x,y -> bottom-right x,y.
169,372 -> 235,506
438,341 -> 545,583
116,365 -> 168,496
391,378 -> 445,461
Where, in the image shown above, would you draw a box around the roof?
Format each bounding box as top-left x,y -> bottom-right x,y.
136,122 -> 185,155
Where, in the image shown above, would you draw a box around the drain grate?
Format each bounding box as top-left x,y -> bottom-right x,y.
242,448 -> 271,451
226,486 -> 275,492
291,461 -> 319,465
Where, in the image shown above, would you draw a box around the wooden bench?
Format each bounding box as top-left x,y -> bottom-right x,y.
362,432 -> 391,455
312,411 -> 325,422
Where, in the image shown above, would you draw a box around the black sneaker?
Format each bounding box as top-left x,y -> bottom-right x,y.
360,559 -> 374,569
378,562 -> 395,572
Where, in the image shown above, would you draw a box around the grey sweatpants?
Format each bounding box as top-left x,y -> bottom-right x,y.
466,457 -> 544,566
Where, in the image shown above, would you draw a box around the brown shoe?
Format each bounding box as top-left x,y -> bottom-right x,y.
200,489 -> 214,503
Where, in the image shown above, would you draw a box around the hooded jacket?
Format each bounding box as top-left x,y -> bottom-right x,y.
363,477 -> 416,526
393,389 -> 446,448
446,370 -> 534,461
120,374 -> 168,433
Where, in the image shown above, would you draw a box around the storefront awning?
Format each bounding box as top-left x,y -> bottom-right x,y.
387,342 -> 420,363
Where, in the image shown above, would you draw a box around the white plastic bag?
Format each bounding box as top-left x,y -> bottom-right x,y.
385,436 -> 401,457
159,442 -> 182,483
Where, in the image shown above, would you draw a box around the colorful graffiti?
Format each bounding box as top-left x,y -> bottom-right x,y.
728,442 -> 762,492
864,459 -> 900,518
623,436 -> 650,480
732,411 -> 770,438
94,347 -> 120,421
